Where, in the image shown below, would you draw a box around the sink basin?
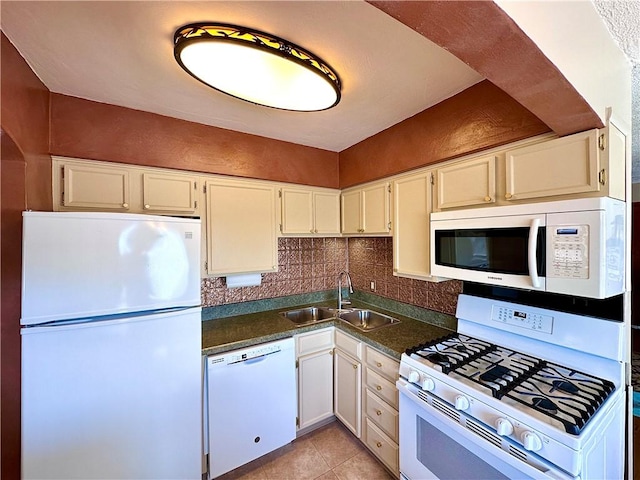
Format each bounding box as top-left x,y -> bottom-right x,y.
338,309 -> 400,331
280,307 -> 336,325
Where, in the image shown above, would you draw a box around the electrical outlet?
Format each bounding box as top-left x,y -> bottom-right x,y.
370,281 -> 376,291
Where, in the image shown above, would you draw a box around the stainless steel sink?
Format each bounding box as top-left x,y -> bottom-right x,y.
338,309 -> 400,331
280,307 -> 336,325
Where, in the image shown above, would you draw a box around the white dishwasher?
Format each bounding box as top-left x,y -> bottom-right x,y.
206,337 -> 296,479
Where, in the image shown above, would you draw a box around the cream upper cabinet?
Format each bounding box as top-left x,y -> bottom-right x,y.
280,187 -> 340,236
142,172 -> 198,214
60,162 -> 130,211
503,129 -> 617,202
205,178 -> 278,276
392,171 -> 443,281
435,156 -> 496,210
341,181 -> 391,235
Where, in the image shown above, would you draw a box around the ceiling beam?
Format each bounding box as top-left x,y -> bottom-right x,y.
367,0 -> 604,135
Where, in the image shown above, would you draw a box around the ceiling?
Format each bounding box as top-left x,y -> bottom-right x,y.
0,1 -> 483,153
0,1 -> 636,161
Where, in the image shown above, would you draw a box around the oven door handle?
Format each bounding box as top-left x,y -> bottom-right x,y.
528,218 -> 541,289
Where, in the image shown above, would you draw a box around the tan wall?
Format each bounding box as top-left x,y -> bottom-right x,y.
339,80 -> 551,188
49,94 -> 340,189
0,32 -> 51,480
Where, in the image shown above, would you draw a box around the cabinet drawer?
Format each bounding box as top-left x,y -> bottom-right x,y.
364,418 -> 398,475
365,346 -> 399,382
364,388 -> 398,442
364,368 -> 397,408
296,328 -> 334,356
335,329 -> 361,360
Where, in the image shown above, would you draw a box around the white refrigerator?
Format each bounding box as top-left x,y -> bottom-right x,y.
20,211 -> 203,480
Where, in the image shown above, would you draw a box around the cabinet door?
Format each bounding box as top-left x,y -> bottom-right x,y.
505,130 -> 600,201
142,172 -> 197,214
313,192 -> 341,235
62,163 -> 130,211
361,182 -> 390,234
298,349 -> 334,431
341,190 -> 361,234
206,179 -> 277,275
392,172 -> 433,280
436,156 -> 496,209
334,348 -> 361,438
281,188 -> 314,234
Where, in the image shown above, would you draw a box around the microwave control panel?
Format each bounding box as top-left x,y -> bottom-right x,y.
549,225 -> 589,279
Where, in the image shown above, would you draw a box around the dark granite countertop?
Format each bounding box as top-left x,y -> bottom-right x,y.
202,297 -> 456,360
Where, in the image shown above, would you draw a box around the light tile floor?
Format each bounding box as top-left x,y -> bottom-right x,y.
216,421 -> 395,480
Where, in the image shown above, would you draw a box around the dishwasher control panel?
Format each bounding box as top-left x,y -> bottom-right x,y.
209,340 -> 289,367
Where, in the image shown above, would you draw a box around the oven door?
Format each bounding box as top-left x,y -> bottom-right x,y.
398,381 -> 573,480
430,213 -> 546,291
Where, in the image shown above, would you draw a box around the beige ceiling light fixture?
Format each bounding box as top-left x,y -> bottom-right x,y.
174,23 -> 341,111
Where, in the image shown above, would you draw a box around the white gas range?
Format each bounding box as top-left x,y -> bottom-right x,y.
397,293 -> 626,480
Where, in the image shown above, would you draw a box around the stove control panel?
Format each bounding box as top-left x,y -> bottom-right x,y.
491,306 -> 553,334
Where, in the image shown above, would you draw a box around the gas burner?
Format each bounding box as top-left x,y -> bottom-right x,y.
425,352 -> 450,366
532,396 -> 558,413
551,380 -> 579,395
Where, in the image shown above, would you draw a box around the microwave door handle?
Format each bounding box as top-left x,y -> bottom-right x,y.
528,218 -> 541,289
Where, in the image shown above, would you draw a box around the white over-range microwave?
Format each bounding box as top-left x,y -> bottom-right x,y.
430,197 -> 625,299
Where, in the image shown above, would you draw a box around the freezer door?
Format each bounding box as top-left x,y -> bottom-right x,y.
21,211 -> 201,325
21,307 -> 202,480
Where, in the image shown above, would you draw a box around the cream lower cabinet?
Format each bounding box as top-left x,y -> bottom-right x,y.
362,346 -> 399,477
341,181 -> 391,236
205,178 -> 278,276
280,187 -> 340,236
295,328 -> 334,431
334,330 -> 362,437
503,126 -> 625,202
392,171 -> 444,281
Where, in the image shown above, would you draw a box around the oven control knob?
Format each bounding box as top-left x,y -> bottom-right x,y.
421,377 -> 435,392
521,431 -> 543,452
495,418 -> 514,436
407,370 -> 420,384
454,395 -> 470,411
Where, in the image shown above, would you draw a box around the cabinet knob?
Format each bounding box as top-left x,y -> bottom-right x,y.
310,229 -> 314,233
505,193 -> 513,199
314,229 -> 318,234
144,204 -> 150,209
353,364 -> 358,370
122,203 -> 129,208
484,196 -> 491,202
376,362 -> 382,367
376,442 -> 382,448
376,385 -> 382,391
376,410 -> 382,416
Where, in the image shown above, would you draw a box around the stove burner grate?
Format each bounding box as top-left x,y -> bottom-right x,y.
405,333 -> 617,435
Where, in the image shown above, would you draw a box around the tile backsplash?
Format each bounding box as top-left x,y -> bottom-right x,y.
347,238 -> 461,316
202,237 -> 347,307
201,236 -> 461,315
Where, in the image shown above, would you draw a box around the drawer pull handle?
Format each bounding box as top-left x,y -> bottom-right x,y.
376,410 -> 382,416
376,362 -> 382,367
376,385 -> 382,391
376,441 -> 382,448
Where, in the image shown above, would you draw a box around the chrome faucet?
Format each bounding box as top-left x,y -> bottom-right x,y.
337,271 -> 353,310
